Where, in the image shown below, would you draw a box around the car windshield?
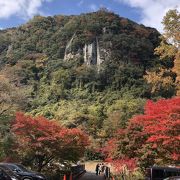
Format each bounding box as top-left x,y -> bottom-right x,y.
6,164 -> 24,172
7,164 -> 28,172
15,164 -> 29,172
0,167 -> 16,176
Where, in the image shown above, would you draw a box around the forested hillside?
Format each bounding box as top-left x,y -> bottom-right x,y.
0,9 -> 179,175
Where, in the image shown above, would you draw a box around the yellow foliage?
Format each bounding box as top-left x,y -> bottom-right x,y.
155,9 -> 180,96
174,51 -> 180,95
144,68 -> 174,94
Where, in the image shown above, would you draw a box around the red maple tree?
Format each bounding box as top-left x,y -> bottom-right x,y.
104,97 -> 180,169
11,112 -> 89,171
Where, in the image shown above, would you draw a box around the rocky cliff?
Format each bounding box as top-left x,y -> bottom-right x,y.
0,9 -> 160,70
64,34 -> 107,68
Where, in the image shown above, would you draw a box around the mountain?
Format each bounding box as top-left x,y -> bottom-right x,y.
0,9 -> 166,142
0,9 -> 160,69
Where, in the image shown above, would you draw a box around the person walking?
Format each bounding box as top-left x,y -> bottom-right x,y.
101,163 -> 105,175
99,163 -> 103,175
104,166 -> 110,179
95,163 -> 100,175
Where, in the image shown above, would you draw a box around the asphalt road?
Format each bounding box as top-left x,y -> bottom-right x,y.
78,172 -> 105,180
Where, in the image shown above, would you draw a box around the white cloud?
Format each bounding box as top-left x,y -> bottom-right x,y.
116,0 -> 180,32
89,4 -> 98,11
0,0 -> 52,19
77,0 -> 84,7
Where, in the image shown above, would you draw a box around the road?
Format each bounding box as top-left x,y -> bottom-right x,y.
78,172 -> 105,180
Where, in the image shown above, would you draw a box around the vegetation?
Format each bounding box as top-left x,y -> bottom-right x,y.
0,8 -> 179,176
154,9 -> 180,95
12,113 -> 88,172
103,97 -> 180,170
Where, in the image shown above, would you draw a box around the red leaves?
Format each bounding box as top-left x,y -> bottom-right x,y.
11,112 -> 89,170
143,98 -> 180,157
145,97 -> 180,116
131,97 -> 180,153
103,97 -> 180,168
147,135 -> 170,143
12,112 -> 89,146
101,138 -> 118,158
106,158 -> 137,173
172,153 -> 180,161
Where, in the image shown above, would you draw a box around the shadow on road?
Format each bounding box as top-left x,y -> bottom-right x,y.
78,171 -> 106,180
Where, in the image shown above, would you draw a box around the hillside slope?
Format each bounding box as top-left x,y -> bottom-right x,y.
0,9 -> 160,68
0,10 -> 167,145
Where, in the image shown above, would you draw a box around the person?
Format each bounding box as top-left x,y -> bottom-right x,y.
101,163 -> 105,175
104,166 -> 110,179
77,160 -> 81,165
95,163 -> 100,175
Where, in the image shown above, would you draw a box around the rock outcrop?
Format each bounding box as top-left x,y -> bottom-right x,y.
83,42 -> 97,65
64,34 -> 110,69
64,33 -> 80,61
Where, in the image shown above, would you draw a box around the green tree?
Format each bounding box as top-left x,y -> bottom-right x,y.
0,75 -> 27,116
103,95 -> 146,138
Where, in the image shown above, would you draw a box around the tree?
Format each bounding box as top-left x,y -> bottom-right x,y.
0,75 -> 27,116
103,95 -> 146,138
155,9 -> 180,95
104,97 -> 180,169
0,114 -> 16,161
11,113 -> 89,172
144,68 -> 175,97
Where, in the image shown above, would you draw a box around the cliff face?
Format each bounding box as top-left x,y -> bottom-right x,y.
64,30 -> 110,69
64,33 -> 77,60
0,10 -> 160,70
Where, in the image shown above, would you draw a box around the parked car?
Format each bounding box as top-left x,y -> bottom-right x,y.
0,166 -> 20,180
164,177 -> 180,180
0,163 -> 46,180
145,166 -> 180,180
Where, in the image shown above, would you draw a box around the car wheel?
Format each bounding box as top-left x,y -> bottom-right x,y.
22,177 -> 32,180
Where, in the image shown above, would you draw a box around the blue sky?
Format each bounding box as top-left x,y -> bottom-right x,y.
0,0 -> 179,32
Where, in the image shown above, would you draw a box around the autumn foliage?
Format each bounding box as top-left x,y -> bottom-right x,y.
104,97 -> 180,170
11,113 -> 89,171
